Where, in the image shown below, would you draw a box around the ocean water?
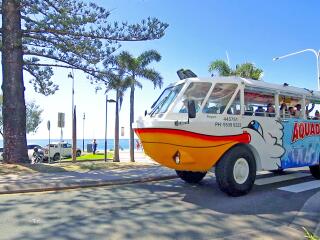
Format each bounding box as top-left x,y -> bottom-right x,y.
0,139 -> 135,151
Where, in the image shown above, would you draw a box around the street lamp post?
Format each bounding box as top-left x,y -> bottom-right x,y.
68,70 -> 75,126
82,113 -> 85,152
273,49 -> 320,90
105,95 -> 116,162
68,69 -> 77,162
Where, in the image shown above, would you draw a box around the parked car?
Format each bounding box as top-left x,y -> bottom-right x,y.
44,142 -> 81,161
0,145 -> 44,162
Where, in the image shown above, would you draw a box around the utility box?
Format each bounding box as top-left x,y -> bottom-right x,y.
87,144 -> 93,153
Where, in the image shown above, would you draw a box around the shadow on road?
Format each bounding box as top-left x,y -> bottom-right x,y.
0,175 -> 317,239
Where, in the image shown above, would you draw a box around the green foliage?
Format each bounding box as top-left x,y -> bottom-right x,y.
0,96 -> 43,135
103,55 -> 132,108
303,227 -> 320,240
104,50 -> 163,162
208,60 -> 232,77
109,50 -> 163,89
25,101 -> 43,134
1,0 -> 169,95
235,63 -> 263,80
208,60 -> 263,80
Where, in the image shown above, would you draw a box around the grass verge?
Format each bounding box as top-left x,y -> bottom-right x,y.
0,161 -> 156,174
63,152 -> 113,161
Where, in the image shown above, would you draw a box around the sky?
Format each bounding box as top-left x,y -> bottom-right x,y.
2,0 -> 320,140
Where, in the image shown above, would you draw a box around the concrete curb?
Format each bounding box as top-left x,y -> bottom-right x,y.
0,175 -> 178,195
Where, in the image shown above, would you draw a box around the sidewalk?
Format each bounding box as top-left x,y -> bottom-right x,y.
0,151 -> 177,194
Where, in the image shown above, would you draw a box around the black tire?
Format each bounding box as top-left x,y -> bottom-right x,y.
215,145 -> 256,197
309,165 -> 320,179
76,150 -> 81,157
270,169 -> 285,175
53,153 -> 60,161
176,170 -> 207,183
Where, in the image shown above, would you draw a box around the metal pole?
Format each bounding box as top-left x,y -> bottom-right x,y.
104,95 -> 108,162
71,69 -> 75,124
72,106 -> 77,163
48,125 -> 51,164
316,52 -> 320,91
59,127 -> 62,164
83,113 -> 85,152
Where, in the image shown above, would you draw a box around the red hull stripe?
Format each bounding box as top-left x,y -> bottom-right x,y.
135,128 -> 251,144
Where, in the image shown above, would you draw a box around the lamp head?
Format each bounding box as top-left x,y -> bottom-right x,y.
68,72 -> 73,78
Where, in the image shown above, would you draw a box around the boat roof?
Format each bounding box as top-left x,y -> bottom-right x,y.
183,76 -> 320,100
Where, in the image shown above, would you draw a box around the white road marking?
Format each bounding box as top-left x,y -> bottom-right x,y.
254,172 -> 310,185
278,180 -> 320,193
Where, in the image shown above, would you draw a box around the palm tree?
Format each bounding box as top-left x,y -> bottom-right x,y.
116,50 -> 163,162
208,60 -> 233,77
209,60 -> 263,80
104,72 -> 131,162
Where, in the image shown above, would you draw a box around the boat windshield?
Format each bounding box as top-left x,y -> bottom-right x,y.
150,83 -> 184,116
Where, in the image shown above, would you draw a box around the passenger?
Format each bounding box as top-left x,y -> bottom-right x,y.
266,103 -> 275,117
295,104 -> 302,118
179,99 -> 189,113
244,106 -> 253,116
288,107 -> 295,117
179,99 -> 200,113
244,110 -> 253,116
255,106 -> 265,116
280,103 -> 288,117
306,103 -> 315,117
219,105 -> 226,114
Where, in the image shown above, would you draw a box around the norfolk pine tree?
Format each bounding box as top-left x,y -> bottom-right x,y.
0,96 -> 43,136
0,0 -> 168,163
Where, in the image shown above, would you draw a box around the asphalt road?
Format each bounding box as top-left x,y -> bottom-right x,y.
0,171 -> 319,240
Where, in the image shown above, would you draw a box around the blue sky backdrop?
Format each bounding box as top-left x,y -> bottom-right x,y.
1,0 -> 320,140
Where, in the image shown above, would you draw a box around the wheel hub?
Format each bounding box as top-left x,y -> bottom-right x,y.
233,158 -> 249,184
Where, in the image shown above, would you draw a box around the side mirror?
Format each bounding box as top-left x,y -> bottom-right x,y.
188,100 -> 196,119
144,110 -> 147,116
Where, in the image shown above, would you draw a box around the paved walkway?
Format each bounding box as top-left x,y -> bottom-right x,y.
118,150 -> 154,163
0,151 -> 177,194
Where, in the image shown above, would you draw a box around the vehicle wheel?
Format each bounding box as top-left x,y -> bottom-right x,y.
53,153 -> 60,161
76,150 -> 81,157
309,164 -> 320,179
176,170 -> 207,183
215,145 -> 256,197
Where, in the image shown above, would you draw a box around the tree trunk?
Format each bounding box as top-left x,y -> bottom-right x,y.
1,0 -> 28,163
113,90 -> 120,162
129,84 -> 135,162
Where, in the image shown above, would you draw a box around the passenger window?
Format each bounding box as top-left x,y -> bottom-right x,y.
306,101 -> 319,119
279,95 -> 303,119
244,90 -> 275,117
227,91 -> 241,115
173,82 -> 212,113
203,83 -> 238,114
